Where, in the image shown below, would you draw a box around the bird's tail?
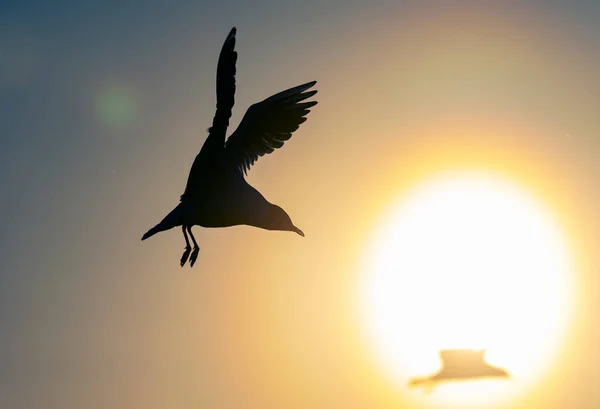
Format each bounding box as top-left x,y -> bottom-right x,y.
141,204 -> 184,241
408,377 -> 436,394
141,225 -> 161,241
408,376 -> 428,387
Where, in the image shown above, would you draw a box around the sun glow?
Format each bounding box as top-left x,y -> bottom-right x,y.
359,171 -> 574,407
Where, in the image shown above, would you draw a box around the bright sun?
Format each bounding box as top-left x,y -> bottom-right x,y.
359,171 -> 574,407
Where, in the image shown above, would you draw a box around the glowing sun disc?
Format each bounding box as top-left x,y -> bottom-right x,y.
359,171 -> 574,407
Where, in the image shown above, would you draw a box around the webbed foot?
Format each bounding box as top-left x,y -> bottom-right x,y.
189,247 -> 200,267
180,246 -> 191,267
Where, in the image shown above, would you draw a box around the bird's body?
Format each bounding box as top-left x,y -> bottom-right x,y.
409,349 -> 509,393
141,27 -> 317,266
176,181 -> 272,229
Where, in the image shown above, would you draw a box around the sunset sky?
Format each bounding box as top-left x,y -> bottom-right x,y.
1,1 -> 599,408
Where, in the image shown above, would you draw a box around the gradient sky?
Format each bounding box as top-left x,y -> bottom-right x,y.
1,1 -> 599,408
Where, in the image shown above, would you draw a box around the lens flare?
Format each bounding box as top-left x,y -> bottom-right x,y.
95,86 -> 138,128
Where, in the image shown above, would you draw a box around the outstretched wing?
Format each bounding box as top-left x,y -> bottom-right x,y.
182,27 -> 237,199
440,349 -> 486,369
225,81 -> 318,175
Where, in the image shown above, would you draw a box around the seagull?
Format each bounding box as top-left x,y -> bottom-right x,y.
141,27 -> 318,267
408,349 -> 510,393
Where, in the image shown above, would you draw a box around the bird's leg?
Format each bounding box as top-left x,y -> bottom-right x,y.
180,226 -> 192,267
187,226 -> 200,267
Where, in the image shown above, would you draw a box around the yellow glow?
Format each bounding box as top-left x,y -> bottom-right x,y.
359,171 -> 574,408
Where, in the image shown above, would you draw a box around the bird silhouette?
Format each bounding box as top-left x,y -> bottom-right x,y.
408,349 -> 510,393
141,27 -> 318,267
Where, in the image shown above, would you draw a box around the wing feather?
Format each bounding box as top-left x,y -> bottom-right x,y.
182,27 -> 237,199
225,81 -> 318,174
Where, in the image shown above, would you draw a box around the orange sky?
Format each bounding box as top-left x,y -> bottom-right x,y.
1,1 -> 599,408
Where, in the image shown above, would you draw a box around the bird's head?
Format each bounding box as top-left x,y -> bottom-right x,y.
141,203 -> 186,241
267,205 -> 304,237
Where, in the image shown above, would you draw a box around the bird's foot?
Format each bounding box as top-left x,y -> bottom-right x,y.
189,247 -> 200,267
180,246 -> 192,267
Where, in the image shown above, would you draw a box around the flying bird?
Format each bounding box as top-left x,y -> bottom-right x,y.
408,349 -> 510,393
141,27 -> 318,267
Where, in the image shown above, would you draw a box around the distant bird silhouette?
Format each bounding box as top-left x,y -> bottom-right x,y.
141,27 -> 317,267
409,349 -> 509,393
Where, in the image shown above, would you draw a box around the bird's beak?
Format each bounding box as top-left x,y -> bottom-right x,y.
293,226 -> 305,237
